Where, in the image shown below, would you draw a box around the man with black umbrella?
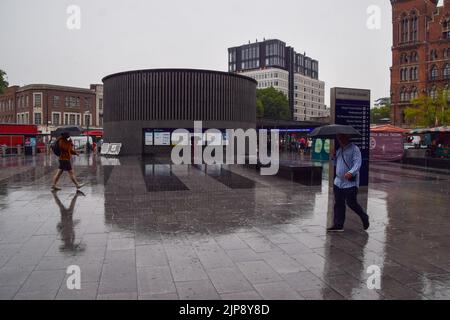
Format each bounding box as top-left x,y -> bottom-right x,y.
328,133 -> 370,232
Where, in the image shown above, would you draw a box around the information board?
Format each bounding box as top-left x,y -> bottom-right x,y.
331,87 -> 370,187
153,130 -> 171,146
145,132 -> 153,146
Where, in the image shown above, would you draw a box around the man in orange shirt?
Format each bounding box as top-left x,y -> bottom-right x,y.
51,132 -> 85,191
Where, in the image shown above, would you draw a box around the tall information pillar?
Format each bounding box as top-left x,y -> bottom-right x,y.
330,87 -> 370,187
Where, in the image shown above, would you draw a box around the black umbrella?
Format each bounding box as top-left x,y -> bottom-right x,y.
51,126 -> 84,138
309,124 -> 362,139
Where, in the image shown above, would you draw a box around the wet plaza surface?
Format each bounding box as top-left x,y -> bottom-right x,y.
0,154 -> 450,300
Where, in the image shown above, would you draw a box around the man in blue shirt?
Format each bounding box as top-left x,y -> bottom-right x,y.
328,134 -> 370,232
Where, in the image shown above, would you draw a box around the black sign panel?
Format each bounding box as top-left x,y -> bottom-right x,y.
333,88 -> 370,187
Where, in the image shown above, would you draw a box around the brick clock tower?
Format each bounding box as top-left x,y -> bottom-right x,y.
390,0 -> 450,127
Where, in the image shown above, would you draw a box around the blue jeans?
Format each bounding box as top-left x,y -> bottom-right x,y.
333,185 -> 369,229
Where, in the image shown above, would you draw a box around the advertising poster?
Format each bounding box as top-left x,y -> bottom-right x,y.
370,132 -> 404,162
312,138 -> 330,161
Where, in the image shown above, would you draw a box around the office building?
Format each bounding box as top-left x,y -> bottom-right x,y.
228,39 -> 326,121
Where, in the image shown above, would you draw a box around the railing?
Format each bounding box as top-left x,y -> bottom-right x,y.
1,145 -> 24,157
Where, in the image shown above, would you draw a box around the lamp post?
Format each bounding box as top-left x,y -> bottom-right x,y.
85,110 -> 91,154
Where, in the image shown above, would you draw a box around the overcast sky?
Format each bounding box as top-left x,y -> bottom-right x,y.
0,0 -> 392,106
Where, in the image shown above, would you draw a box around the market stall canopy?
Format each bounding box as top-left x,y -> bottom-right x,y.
428,125 -> 450,133
0,124 -> 39,135
410,127 -> 428,134
371,124 -> 410,134
309,124 -> 362,139
83,130 -> 103,137
410,126 -> 450,134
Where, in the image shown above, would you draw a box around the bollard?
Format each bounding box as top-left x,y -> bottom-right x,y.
1,146 -> 6,157
16,145 -> 22,156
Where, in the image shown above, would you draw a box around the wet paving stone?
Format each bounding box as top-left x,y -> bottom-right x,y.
0,154 -> 449,299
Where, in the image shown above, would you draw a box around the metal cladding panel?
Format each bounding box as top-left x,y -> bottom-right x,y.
103,69 -> 256,124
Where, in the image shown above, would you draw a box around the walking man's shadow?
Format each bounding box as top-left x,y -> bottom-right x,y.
52,190 -> 86,254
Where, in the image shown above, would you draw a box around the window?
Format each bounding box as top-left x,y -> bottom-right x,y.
411,51 -> 418,62
410,13 -> 418,41
69,114 -> 76,125
444,64 -> 450,79
400,53 -> 408,64
400,14 -> 409,43
443,19 -> 450,39
400,87 -> 408,102
401,68 -> 409,81
409,67 -> 417,81
445,48 -> 450,59
85,97 -> 91,109
84,114 -> 91,126
17,112 -> 29,124
52,113 -> 60,125
430,49 -> 438,61
65,96 -> 78,107
445,85 -> 450,102
430,87 -> 438,99
430,65 -> 439,80
53,96 -> 60,106
411,87 -> 418,100
34,112 -> 42,125
33,93 -> 42,108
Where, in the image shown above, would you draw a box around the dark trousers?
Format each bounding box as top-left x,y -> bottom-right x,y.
333,185 -> 369,229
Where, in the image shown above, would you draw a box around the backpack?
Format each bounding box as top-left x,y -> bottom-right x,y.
51,140 -> 61,157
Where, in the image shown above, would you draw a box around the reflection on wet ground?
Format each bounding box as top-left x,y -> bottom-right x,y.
194,164 -> 257,189
0,154 -> 449,300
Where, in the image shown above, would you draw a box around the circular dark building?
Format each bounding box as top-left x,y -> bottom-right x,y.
102,69 -> 257,155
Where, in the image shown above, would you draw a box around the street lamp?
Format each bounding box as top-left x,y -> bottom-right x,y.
85,110 -> 91,154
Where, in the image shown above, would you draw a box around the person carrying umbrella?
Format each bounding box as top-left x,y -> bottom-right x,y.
309,125 -> 370,232
51,132 -> 85,191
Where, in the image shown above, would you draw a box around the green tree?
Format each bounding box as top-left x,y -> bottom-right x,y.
405,90 -> 450,127
256,99 -> 264,118
256,87 -> 291,120
370,103 -> 391,124
0,69 -> 9,94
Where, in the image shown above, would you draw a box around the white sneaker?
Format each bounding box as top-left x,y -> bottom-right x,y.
76,183 -> 85,189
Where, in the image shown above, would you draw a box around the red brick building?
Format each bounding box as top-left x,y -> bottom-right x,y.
0,86 -> 19,124
0,84 -> 97,134
391,0 -> 450,127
